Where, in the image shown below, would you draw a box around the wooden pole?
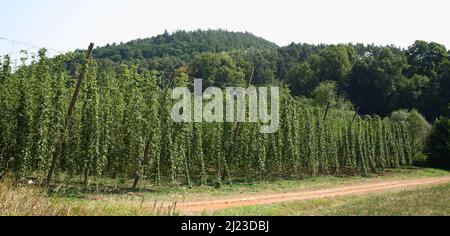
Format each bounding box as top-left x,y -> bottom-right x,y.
323,102 -> 331,121
223,67 -> 255,184
233,67 -> 254,137
352,106 -> 360,122
46,43 -> 94,186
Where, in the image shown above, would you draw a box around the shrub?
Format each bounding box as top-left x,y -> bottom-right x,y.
425,117 -> 450,168
391,109 -> 431,160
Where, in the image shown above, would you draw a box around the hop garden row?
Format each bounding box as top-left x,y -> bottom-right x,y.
0,51 -> 411,188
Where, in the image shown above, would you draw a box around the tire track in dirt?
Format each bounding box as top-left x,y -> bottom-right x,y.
171,175 -> 450,214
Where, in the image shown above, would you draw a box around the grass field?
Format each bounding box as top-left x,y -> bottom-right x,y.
1,167 -> 449,216
212,182 -> 450,216
52,167 -> 450,201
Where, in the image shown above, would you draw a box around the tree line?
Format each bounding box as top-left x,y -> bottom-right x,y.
83,30 -> 450,122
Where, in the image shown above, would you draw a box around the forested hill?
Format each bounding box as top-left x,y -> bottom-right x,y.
55,30 -> 450,121
89,30 -> 278,65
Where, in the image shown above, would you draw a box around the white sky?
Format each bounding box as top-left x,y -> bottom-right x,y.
1,0 -> 449,61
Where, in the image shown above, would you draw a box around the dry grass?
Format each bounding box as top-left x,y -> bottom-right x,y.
66,200 -> 178,216
0,179 -> 178,216
0,179 -> 68,216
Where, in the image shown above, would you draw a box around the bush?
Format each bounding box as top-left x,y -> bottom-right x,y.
391,109 -> 431,160
425,117 -> 450,168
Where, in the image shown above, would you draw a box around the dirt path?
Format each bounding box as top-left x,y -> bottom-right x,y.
172,175 -> 450,214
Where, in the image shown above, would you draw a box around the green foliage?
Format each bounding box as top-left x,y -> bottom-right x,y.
94,29 -> 277,60
391,109 -> 431,160
62,31 -> 450,122
312,81 -> 337,106
31,50 -> 54,179
80,60 -> 100,186
425,117 -> 450,168
0,42 -> 419,186
190,52 -> 245,87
